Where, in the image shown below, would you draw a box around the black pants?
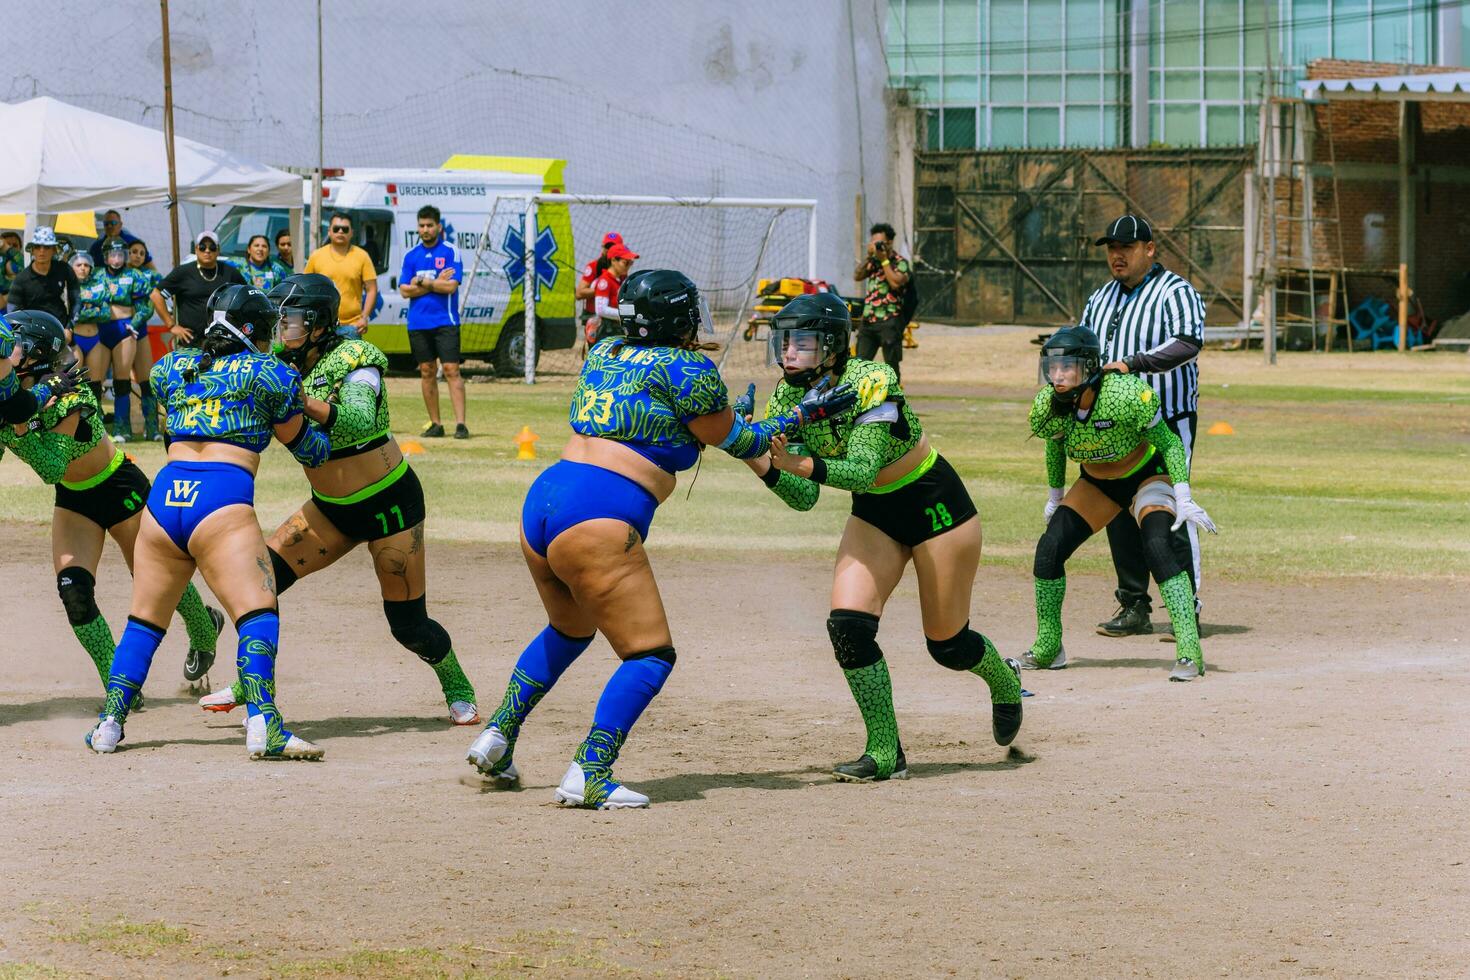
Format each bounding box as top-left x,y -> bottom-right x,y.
855,316 -> 904,381
1105,411 -> 1201,610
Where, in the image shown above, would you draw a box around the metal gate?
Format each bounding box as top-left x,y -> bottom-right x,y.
913,148 -> 1251,325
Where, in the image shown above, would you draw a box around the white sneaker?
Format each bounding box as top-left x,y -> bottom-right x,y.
466,725 -> 508,774
448,700 -> 480,726
1020,644 -> 1068,670
553,763 -> 649,809
245,714 -> 324,760
198,686 -> 239,713
86,716 -> 123,754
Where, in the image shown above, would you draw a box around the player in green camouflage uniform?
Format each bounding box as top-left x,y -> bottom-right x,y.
1023,325 -> 1217,681
0,311 -> 223,695
195,274 -> 479,725
125,240 -> 165,442
740,293 -> 1023,782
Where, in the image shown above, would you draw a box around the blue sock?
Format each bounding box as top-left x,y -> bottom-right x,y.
575,650 -> 675,802
102,616 -> 165,721
235,610 -> 290,752
488,625 -> 595,740
114,391 -> 130,430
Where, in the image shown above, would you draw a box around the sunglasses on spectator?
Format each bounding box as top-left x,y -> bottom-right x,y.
104,220 -> 121,227
197,242 -> 218,252
330,225 -> 350,233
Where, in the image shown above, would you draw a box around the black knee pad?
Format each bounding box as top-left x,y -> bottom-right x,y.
267,547 -> 298,596
57,566 -> 100,626
827,609 -> 883,671
625,645 -> 677,667
1033,506 -> 1092,580
137,380 -> 151,398
383,596 -> 452,665
112,379 -> 129,401
927,623 -> 985,671
1140,511 -> 1185,584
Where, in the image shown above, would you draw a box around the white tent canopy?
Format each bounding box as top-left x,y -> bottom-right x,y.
0,96 -> 300,213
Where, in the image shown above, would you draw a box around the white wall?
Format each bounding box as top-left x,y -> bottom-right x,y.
8,0 -> 890,287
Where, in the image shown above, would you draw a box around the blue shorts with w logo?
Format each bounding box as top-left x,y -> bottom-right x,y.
146,460 -> 256,555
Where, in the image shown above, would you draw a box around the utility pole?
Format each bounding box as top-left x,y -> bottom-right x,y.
1261,0 -> 1277,365
159,0 -> 181,267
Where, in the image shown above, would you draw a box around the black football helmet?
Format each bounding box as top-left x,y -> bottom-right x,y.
617,269 -> 710,345
768,292 -> 852,387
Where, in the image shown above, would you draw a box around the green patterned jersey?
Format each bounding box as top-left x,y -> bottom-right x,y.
0,246 -> 23,292
74,270 -> 110,323
128,267 -> 163,332
1028,373 -> 1189,489
0,316 -> 15,403
304,338 -> 392,454
761,358 -> 922,511
0,383 -> 102,484
241,259 -> 291,293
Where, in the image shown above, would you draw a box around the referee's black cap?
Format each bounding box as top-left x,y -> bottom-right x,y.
1095,214 -> 1152,246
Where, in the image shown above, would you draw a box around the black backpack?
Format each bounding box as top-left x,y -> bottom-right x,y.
896,263 -> 920,327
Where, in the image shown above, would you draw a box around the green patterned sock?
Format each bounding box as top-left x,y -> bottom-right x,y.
1031,576 -> 1067,665
174,584 -> 218,651
971,633 -> 1021,703
71,613 -> 115,688
841,659 -> 900,778
431,649 -> 476,706
1159,572 -> 1203,667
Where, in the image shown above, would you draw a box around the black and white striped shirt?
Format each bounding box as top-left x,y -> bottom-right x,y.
1077,263 -> 1204,418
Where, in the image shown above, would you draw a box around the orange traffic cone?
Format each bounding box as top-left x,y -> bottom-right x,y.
1206,421 -> 1235,436
514,425 -> 539,460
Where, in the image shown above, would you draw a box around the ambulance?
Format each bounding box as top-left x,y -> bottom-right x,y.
208,155 -> 577,374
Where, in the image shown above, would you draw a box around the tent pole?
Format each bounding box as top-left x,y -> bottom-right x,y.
309,0 -> 324,256
159,0 -> 181,267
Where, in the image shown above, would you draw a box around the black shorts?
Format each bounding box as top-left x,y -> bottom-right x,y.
1079,450 -> 1168,510
408,325 -> 461,365
54,457 -> 151,529
849,453 -> 977,548
311,463 -> 426,543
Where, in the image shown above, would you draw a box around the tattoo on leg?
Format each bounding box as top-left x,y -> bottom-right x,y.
624,527 -> 638,553
318,547 -> 327,556
377,547 -> 410,591
281,514 -> 308,548
410,524 -> 424,555
257,555 -> 275,594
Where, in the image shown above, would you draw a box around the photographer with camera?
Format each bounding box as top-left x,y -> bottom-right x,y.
852,223 -> 912,381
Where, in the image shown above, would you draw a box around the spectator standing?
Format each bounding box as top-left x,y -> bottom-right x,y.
575,232 -> 623,306
274,228 -> 295,270
305,211 -> 377,337
126,239 -> 165,441
8,228 -> 80,327
0,231 -> 24,308
240,234 -> 291,292
852,222 -> 912,382
1077,214 -> 1206,639
585,243 -> 637,347
88,210 -> 152,267
399,205 -> 468,439
151,230 -> 247,348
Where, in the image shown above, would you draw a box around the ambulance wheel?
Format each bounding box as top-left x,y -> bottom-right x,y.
493,314 -> 541,377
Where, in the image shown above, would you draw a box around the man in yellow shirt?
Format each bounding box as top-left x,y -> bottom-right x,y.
305,211 -> 378,336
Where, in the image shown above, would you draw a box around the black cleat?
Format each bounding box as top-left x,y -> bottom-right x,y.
421,422 -> 446,438
453,423 -> 470,440
992,658 -> 1023,746
183,605 -> 226,682
1097,599 -> 1153,637
832,746 -> 909,783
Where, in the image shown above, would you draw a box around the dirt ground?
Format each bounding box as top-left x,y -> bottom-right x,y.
1,520 -> 1467,978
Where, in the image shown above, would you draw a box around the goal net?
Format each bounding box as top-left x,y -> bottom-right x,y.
458,194 -> 816,383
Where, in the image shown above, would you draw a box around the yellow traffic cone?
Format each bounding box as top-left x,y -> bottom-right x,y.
1206,421 -> 1234,436
514,425 -> 539,460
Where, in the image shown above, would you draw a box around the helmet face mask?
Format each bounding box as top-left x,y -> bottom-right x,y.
266,274 -> 341,366
767,293 -> 851,387
7,311 -> 70,379
1039,325 -> 1103,405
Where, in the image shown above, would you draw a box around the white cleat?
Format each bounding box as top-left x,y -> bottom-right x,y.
245,714 -> 324,760
85,716 -> 123,754
1019,644 -> 1068,670
198,686 -> 239,713
449,700 -> 480,726
553,763 -> 649,809
466,725 -> 508,774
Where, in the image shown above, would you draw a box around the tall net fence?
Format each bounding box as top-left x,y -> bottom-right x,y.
456,196 -> 815,382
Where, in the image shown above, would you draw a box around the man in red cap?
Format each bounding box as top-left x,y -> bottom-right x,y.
585,242 -> 637,349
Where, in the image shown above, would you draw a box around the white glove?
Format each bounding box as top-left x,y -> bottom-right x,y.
1170,482 -> 1217,534
1043,487 -> 1064,524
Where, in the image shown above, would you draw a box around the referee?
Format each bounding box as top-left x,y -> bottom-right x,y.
1078,214 -> 1205,638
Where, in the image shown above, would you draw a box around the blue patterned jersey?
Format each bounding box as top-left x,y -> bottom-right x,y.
241,259 -> 291,293
74,271 -> 110,323
151,348 -> 305,452
98,266 -> 153,308
568,338 -> 729,473
0,314 -> 16,402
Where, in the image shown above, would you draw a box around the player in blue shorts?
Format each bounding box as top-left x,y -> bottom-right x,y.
85,285 -> 333,760
465,269 -> 856,808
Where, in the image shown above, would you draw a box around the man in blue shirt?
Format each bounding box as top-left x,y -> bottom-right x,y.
399,205 -> 467,439
88,210 -> 153,267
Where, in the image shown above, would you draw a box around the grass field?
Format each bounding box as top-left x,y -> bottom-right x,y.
5,328 -> 1466,580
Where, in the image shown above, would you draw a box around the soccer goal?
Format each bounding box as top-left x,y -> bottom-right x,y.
459,194 -> 816,383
